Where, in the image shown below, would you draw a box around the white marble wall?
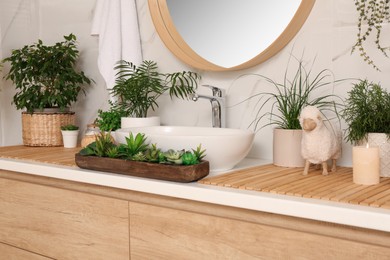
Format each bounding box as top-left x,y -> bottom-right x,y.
1,0 -> 389,166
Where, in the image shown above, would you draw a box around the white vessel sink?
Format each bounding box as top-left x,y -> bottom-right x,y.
115,126 -> 255,172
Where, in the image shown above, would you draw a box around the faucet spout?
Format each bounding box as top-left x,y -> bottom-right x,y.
191,86 -> 226,128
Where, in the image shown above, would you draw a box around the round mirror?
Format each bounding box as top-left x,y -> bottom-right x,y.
148,0 -> 316,71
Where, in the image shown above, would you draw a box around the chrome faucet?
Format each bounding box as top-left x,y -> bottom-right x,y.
191,85 -> 226,128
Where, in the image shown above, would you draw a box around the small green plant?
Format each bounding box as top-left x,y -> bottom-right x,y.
352,0 -> 390,71
61,124 -> 79,131
111,60 -> 201,117
122,133 -> 149,159
236,56 -> 343,131
80,132 -> 115,157
2,34 -> 93,112
95,103 -> 128,132
342,79 -> 390,144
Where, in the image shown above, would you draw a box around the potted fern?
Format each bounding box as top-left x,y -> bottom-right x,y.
111,60 -> 200,128
240,57 -> 343,167
342,80 -> 390,177
2,34 -> 93,146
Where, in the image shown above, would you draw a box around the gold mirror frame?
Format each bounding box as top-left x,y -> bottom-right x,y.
148,0 -> 316,71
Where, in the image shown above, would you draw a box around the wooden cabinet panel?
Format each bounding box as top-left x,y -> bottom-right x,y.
0,178 -> 129,260
0,242 -> 51,260
129,202 -> 390,259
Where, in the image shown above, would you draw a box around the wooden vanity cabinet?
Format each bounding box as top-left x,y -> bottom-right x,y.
0,175 -> 129,259
0,170 -> 389,259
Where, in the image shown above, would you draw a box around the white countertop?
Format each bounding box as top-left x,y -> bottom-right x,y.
0,157 -> 389,232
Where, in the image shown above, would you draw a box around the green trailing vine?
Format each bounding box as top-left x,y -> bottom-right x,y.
352,0 -> 390,70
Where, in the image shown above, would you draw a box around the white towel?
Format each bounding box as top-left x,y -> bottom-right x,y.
91,0 -> 143,90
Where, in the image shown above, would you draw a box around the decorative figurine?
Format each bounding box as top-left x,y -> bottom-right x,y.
299,106 -> 342,175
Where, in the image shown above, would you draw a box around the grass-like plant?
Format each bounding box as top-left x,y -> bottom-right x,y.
237,57 -> 343,131
111,60 -> 201,117
342,79 -> 390,144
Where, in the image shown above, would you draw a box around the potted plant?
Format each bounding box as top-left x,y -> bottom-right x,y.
352,0 -> 390,71
2,33 -> 93,146
94,102 -> 128,140
240,56 -> 343,167
111,60 -> 200,128
342,79 -> 390,177
95,101 -> 128,132
60,124 -> 79,148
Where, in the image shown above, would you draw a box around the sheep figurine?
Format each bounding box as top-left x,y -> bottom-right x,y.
299,106 -> 342,176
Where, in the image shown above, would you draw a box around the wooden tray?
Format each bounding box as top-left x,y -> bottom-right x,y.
75,153 -> 209,183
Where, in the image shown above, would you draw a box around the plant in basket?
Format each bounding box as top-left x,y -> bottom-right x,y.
2,34 -> 93,146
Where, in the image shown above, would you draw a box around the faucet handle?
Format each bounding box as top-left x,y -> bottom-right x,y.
201,85 -> 225,97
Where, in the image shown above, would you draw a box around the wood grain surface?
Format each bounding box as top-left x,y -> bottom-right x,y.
199,164 -> 390,209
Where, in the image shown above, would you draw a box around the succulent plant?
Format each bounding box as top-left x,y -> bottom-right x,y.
163,149 -> 184,164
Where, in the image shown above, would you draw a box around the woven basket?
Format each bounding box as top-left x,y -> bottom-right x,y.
22,112 -> 75,146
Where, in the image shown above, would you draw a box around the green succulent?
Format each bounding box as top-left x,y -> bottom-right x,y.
181,151 -> 198,165
192,144 -> 206,162
123,133 -> 149,158
132,151 -> 147,161
79,131 -> 207,166
79,132 -> 115,157
164,149 -> 184,164
60,124 -> 79,131
106,146 -> 120,158
145,144 -> 161,162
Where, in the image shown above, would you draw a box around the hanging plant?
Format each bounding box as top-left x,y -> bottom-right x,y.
352,0 -> 390,70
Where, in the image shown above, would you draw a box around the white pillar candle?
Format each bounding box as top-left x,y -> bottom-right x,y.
352,145 -> 380,185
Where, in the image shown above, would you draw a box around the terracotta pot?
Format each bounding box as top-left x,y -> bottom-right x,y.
121,116 -> 160,129
273,128 -> 305,167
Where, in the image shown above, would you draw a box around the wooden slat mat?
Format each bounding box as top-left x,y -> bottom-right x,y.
0,145 -> 79,167
198,164 -> 390,209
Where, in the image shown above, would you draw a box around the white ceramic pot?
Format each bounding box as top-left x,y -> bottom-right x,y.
61,130 -> 79,148
365,133 -> 390,177
121,116 -> 160,129
273,128 -> 305,167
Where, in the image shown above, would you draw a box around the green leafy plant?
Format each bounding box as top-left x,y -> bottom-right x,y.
95,102 -> 128,132
60,124 -> 79,131
122,132 -> 149,159
111,60 -> 201,117
237,57 -> 343,131
2,33 -> 93,112
342,79 -> 390,144
352,0 -> 390,71
80,132 -> 115,157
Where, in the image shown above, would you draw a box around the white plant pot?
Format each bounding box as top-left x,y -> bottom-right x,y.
61,130 -> 79,148
121,116 -> 160,129
273,128 -> 305,167
363,133 -> 390,177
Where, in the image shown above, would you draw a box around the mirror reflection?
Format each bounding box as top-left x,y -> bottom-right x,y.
149,0 -> 315,71
167,0 -> 301,68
